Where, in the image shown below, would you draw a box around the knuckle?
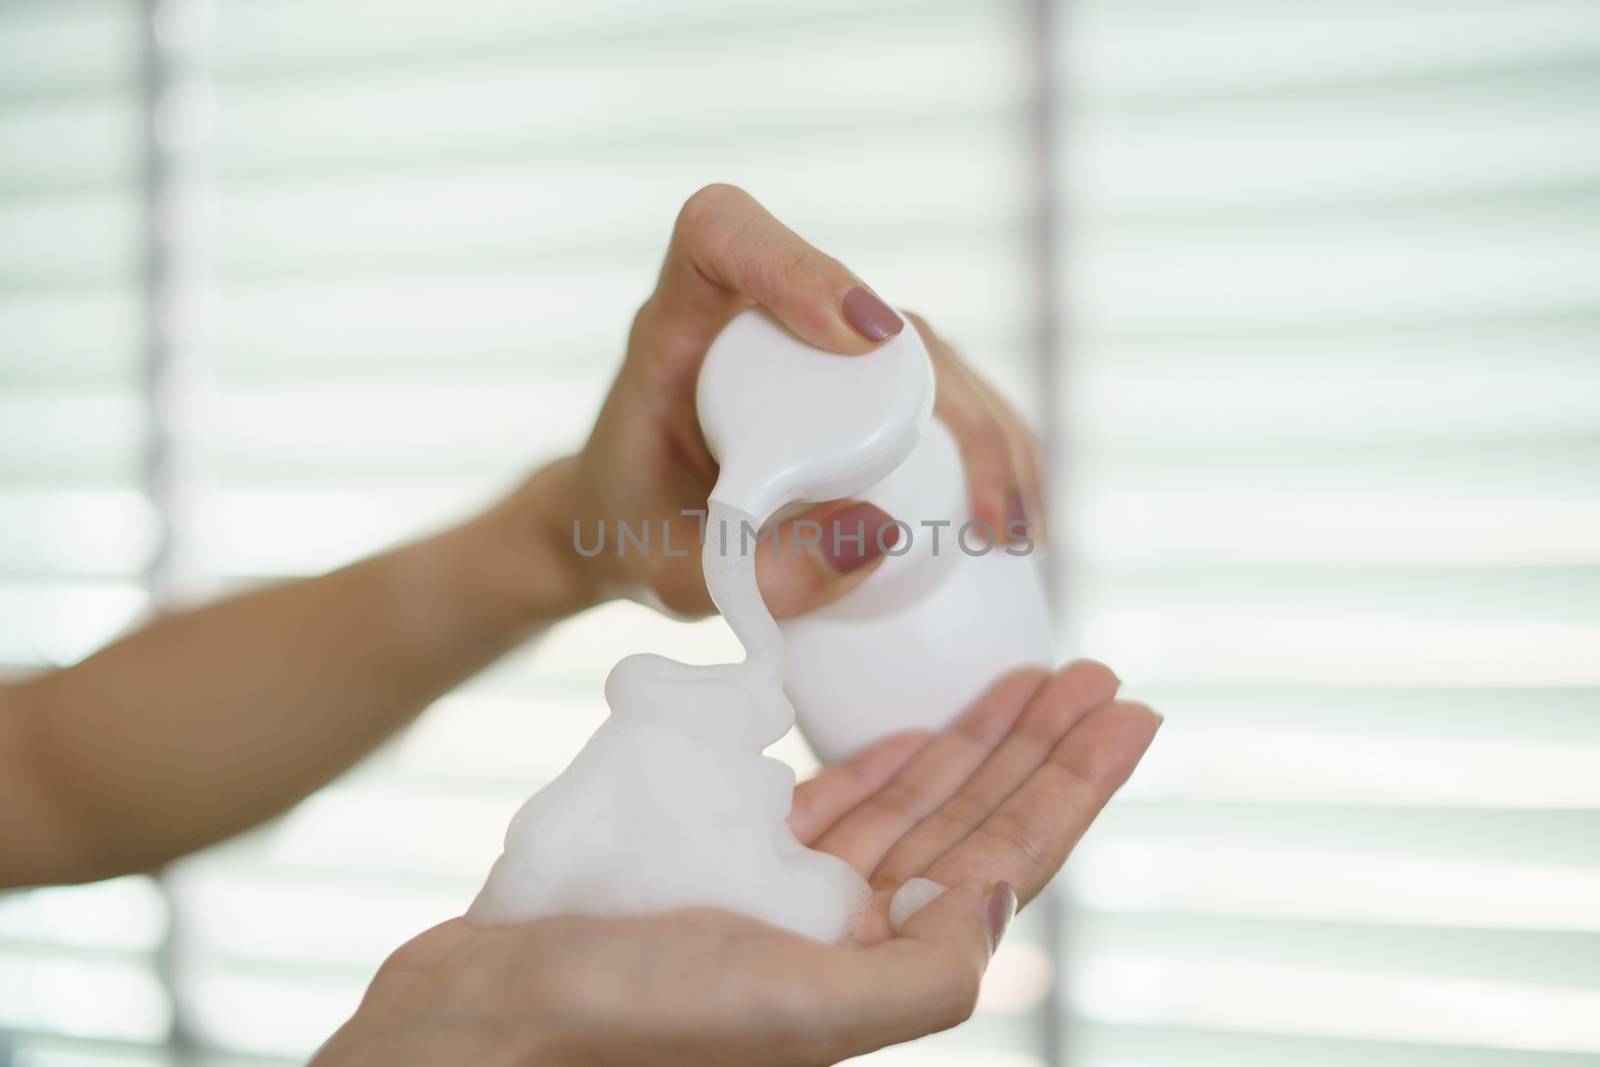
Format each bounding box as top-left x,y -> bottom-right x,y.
676,183 -> 750,239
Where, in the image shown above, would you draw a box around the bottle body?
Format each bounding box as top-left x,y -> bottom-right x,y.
780,419 -> 1055,763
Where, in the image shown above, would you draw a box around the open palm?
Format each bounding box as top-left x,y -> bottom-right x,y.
319,660 -> 1158,1067
788,660 -> 1159,942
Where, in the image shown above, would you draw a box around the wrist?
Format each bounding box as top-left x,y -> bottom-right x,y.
469,456 -> 614,626
379,457 -> 608,668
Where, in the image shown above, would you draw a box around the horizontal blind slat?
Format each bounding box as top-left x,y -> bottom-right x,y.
209,12 -> 1026,177
1068,0 -> 1600,100
1072,1020 -> 1599,1067
0,1 -> 137,100
210,0 -> 979,75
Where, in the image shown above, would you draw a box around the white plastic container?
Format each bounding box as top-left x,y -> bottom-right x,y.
698,308 -> 1056,764
779,418 -> 1054,762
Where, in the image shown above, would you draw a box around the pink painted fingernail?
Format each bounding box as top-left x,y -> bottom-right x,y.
842,287 -> 904,343
987,881 -> 1018,950
817,502 -> 899,574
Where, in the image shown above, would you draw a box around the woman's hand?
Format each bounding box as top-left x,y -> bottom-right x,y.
791,660 -> 1155,938
314,661 -> 1156,1067
527,183 -> 1044,621
312,882 -> 1009,1067
0,187 -> 1054,893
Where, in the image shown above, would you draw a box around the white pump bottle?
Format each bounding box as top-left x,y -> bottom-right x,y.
697,308 -> 1056,763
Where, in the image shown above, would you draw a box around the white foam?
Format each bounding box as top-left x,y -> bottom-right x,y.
466,502 -> 871,942
889,877 -> 949,932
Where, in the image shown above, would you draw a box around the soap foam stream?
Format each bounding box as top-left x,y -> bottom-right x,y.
466,502 -> 870,941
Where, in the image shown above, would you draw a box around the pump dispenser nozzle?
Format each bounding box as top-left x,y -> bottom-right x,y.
696,308 -> 934,527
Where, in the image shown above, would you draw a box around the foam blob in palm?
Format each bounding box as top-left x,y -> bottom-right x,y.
467,507 -> 869,942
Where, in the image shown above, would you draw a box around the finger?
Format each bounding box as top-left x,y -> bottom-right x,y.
907,314 -> 1020,542
755,500 -> 905,618
924,699 -> 1162,905
819,880 -> 1005,1058
970,374 -> 1048,546
872,660 -> 1121,887
811,669 -> 1047,875
789,730 -> 930,846
650,184 -> 903,361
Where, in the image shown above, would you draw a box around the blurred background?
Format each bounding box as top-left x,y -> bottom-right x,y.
2,0 -> 1599,1064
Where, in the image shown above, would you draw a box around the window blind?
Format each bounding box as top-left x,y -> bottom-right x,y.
1057,2 -> 1600,1065
2,2 -> 1596,1066
0,1 -> 173,1062
0,1 -> 1050,1064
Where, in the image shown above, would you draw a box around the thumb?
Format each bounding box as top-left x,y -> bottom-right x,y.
651,184 -> 905,361
821,880 -> 1015,1059
754,501 -> 903,618
894,878 -> 1016,959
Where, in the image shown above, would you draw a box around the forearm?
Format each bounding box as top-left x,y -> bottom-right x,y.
0,459 -> 599,887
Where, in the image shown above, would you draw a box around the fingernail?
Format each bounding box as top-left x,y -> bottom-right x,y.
842,287 -> 904,343
986,881 -> 1017,951
817,502 -> 899,574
